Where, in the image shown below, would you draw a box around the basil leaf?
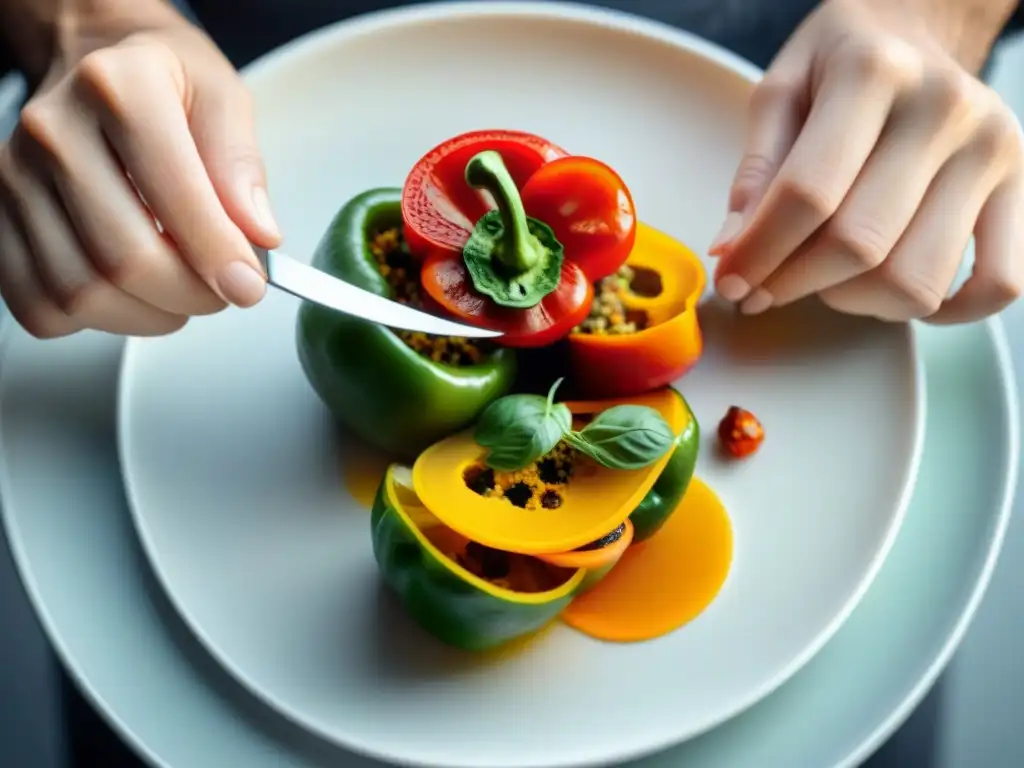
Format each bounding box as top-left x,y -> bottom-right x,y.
473,393 -> 567,472
573,405 -> 675,470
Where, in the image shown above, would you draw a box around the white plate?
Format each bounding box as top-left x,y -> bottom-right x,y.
0,313 -> 1014,768
114,5 -> 923,766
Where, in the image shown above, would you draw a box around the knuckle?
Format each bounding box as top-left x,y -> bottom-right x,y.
16,99 -> 65,164
749,77 -> 798,116
972,109 -> 1022,163
824,218 -> 889,270
74,49 -> 138,118
922,71 -> 976,122
224,144 -> 266,179
48,278 -> 99,318
837,38 -> 912,86
776,174 -> 840,221
9,302 -> 68,339
75,49 -> 121,92
90,245 -> 148,288
983,269 -> 1024,305
881,268 -> 944,316
730,152 -> 776,204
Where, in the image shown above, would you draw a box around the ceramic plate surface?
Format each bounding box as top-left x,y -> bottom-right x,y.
0,313 -> 1014,768
114,5 -> 923,767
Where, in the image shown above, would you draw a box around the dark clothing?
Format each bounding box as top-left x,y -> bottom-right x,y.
1,2 -> 1023,79
187,0 -> 817,71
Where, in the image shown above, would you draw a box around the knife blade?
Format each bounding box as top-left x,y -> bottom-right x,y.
254,248 -> 502,339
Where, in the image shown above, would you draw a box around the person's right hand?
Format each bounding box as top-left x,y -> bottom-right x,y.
0,3 -> 281,339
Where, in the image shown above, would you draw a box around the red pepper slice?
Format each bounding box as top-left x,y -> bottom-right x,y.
401,130 -> 636,348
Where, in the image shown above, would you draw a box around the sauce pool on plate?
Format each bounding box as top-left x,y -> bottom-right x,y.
561,477 -> 733,642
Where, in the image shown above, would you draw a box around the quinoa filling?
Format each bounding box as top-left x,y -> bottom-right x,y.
463,442 -> 578,511
573,264 -> 662,336
369,227 -> 488,366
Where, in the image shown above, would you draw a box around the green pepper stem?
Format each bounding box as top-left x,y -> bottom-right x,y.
464,150 -> 544,274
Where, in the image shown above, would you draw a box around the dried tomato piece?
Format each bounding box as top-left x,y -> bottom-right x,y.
718,406 -> 764,459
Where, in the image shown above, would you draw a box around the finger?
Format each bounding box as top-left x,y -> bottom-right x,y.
0,142 -> 188,336
928,172 -> 1024,324
715,42 -> 907,302
0,209 -> 80,339
74,46 -> 267,308
710,42 -> 812,258
189,82 -> 281,248
819,126 -> 1008,321
12,111 -> 225,317
753,74 -> 979,312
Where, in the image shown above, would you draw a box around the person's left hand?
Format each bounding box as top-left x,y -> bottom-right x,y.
712,0 -> 1024,324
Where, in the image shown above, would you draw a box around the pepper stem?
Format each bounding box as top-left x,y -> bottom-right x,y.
464,150 -> 545,274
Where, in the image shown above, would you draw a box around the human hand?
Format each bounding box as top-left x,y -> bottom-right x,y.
712,0 -> 1024,324
0,1 -> 280,338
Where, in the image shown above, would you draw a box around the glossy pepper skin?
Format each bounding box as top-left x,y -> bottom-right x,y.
569,223 -> 706,399
402,130 -> 637,347
296,188 -> 517,461
629,389 -> 700,542
371,467 -> 583,651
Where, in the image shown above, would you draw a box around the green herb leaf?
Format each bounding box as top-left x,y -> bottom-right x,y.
473,392 -> 568,472
570,405 -> 675,470
463,210 -> 564,309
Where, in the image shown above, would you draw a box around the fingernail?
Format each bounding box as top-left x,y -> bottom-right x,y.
716,274 -> 751,303
252,186 -> 281,240
740,287 -> 772,315
217,261 -> 267,307
709,212 -> 744,255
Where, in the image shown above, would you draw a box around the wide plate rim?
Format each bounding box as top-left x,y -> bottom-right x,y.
118,2 -> 926,765
0,315 -> 1015,768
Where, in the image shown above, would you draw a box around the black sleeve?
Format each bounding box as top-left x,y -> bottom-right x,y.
1004,1 -> 1024,36
0,38 -> 11,79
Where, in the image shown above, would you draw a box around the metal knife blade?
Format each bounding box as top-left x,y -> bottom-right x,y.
255,248 -> 502,339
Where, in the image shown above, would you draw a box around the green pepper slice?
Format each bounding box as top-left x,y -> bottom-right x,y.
629,389 -> 699,542
296,188 -> 517,460
371,466 -> 584,651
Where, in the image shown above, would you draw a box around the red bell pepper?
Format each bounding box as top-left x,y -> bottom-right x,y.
401,130 -> 637,348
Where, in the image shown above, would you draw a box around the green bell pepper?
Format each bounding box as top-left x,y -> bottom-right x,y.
371,466 -> 584,651
296,188 -> 517,461
629,389 -> 699,542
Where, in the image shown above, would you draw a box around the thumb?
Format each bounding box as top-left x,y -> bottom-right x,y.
190,84 -> 282,250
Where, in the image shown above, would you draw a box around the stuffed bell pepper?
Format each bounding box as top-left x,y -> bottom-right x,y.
401,130 -> 638,347
370,384 -> 700,651
400,129 -> 706,396
296,188 -> 517,460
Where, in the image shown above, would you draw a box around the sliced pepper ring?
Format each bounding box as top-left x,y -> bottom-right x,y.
535,519 -> 635,593
371,465 -> 585,651
568,223 -> 706,399
411,389 -> 686,555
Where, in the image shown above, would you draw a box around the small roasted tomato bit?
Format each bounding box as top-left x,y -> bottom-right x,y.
717,406 -> 764,458
463,442 -> 578,510
369,228 -> 488,366
573,265 -> 648,336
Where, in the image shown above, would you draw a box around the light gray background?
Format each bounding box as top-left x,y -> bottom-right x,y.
0,28 -> 1023,768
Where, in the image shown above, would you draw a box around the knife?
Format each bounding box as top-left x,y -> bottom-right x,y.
254,248 -> 502,339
